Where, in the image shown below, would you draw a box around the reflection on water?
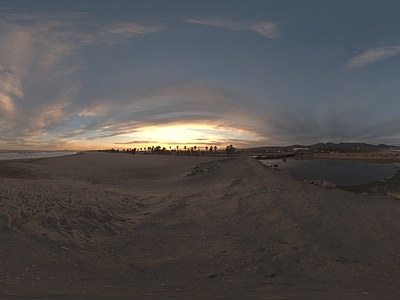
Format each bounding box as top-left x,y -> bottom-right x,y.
260,157 -> 400,186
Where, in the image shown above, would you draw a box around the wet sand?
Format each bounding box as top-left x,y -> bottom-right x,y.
1,152 -> 400,299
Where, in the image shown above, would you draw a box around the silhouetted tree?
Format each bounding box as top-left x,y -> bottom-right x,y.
128,148 -> 136,154
225,144 -> 235,155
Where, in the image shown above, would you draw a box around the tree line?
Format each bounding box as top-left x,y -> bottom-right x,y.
101,144 -> 236,156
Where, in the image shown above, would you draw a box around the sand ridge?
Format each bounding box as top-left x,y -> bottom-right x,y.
1,152 -> 400,299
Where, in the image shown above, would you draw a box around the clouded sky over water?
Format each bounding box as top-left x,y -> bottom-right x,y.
1,0 -> 400,150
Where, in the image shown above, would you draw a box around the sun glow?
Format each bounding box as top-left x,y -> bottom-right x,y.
114,124 -> 257,149
144,125 -> 206,143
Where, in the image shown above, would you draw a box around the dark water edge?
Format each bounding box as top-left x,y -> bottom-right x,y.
340,169 -> 400,195
259,157 -> 400,195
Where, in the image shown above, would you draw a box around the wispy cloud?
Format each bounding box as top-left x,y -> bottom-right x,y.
91,84 -> 261,122
184,18 -> 278,39
34,79 -> 400,149
97,22 -> 161,44
56,82 -> 271,147
0,70 -> 19,113
248,22 -> 278,39
0,11 -> 162,148
347,46 -> 400,68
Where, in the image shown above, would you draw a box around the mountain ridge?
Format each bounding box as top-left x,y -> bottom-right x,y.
245,142 -> 399,151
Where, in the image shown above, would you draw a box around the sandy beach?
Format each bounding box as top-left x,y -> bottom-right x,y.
1,152 -> 400,299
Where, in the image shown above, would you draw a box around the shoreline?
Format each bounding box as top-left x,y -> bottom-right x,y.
0,150 -> 79,161
1,152 -> 400,298
256,153 -> 400,196
297,150 -> 400,162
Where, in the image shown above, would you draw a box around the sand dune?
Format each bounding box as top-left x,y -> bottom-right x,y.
1,152 -> 400,299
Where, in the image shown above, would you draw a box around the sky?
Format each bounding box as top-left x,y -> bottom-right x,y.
1,0 -> 400,150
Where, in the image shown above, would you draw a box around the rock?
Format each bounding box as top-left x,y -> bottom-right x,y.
303,179 -> 322,186
386,192 -> 400,200
322,180 -> 336,188
386,192 -> 395,197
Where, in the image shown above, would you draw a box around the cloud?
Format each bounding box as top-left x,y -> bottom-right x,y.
0,66 -> 21,119
49,79 -> 400,149
57,82 -> 272,146
248,22 -> 278,39
184,18 -> 278,39
1,10 -> 399,149
115,141 -> 149,145
0,11 -> 162,148
0,93 -> 15,116
97,22 -> 162,44
347,46 -> 400,68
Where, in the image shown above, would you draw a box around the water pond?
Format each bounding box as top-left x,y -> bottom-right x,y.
259,156 -> 400,186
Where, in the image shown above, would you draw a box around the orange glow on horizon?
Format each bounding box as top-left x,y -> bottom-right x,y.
107,124 -> 259,150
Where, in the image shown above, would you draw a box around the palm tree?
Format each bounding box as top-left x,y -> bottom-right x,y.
225,144 -> 235,155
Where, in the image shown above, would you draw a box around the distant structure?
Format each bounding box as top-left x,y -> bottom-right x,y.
292,147 -> 310,152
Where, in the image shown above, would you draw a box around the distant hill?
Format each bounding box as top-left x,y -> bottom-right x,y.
245,142 -> 398,151
307,142 -> 397,150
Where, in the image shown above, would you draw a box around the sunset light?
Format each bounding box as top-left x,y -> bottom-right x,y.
113,124 -> 260,150
1,1 -> 400,150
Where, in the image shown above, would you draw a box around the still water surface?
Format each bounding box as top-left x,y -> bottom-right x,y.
260,157 -> 400,186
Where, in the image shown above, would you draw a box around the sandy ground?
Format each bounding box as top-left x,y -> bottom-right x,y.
1,152 -> 400,299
